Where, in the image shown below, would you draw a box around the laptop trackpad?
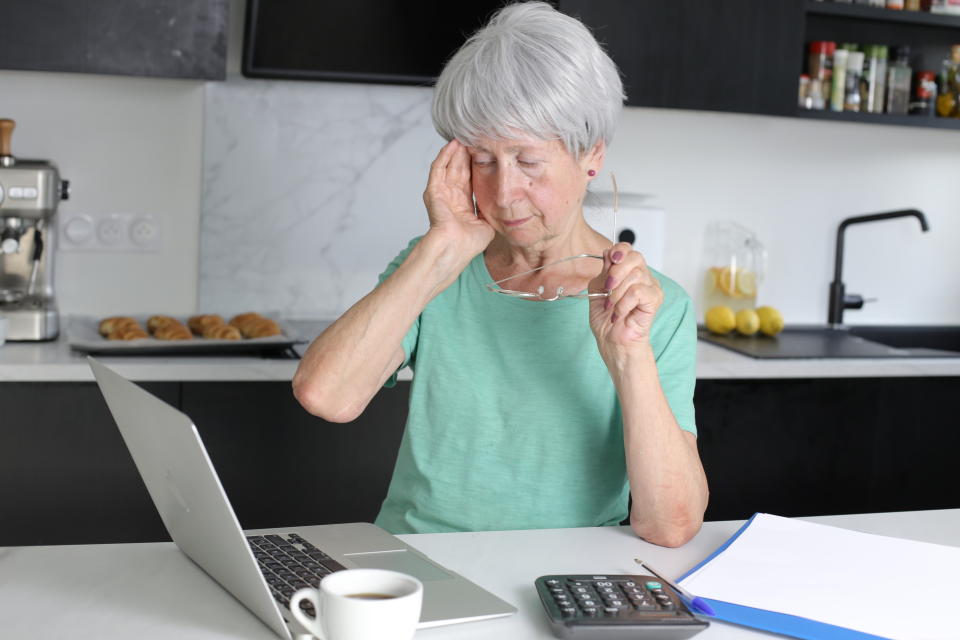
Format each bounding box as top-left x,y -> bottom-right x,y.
344,550 -> 454,582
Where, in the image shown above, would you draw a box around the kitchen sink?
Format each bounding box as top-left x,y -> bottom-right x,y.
846,325 -> 960,353
698,325 -> 960,359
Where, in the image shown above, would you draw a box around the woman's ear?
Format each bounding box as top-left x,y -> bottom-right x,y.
584,140 -> 606,175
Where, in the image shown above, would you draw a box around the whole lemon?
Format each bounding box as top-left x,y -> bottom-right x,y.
705,305 -> 736,335
735,308 -> 760,336
756,306 -> 785,337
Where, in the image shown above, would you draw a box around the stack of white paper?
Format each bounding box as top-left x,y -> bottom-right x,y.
681,513 -> 960,640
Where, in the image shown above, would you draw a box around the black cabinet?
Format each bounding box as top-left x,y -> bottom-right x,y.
179,382 -> 407,532
0,0 -> 228,80
0,382 -> 177,546
2,376 -> 956,545
0,380 -> 406,546
562,0 -> 804,117
697,377 -> 960,521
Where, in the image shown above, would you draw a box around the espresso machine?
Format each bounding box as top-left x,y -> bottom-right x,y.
0,118 -> 69,341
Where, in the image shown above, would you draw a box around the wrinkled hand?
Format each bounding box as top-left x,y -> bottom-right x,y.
422,139 -> 494,257
588,242 -> 663,361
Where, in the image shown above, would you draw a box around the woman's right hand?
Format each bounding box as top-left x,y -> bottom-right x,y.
422,139 -> 494,258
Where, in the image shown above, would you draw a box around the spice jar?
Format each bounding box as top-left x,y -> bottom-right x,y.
909,71 -> 938,115
808,41 -> 836,98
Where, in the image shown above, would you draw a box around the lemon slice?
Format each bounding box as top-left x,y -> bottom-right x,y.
717,266 -> 739,297
736,270 -> 756,297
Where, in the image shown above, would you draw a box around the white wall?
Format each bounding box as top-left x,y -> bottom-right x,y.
0,70 -> 204,316
611,108 -> 960,324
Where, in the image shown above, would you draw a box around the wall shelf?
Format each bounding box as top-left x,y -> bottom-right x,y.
806,1 -> 960,30
796,108 -> 960,129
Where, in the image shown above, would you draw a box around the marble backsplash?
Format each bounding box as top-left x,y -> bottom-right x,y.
200,78 -> 443,318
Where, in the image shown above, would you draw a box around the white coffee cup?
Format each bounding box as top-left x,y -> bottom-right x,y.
289,568 -> 422,640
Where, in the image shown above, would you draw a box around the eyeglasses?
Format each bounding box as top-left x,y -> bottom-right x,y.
484,173 -> 619,301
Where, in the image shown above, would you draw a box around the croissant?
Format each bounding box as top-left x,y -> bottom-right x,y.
248,317 -> 281,338
188,314 -> 224,335
153,323 -> 192,340
147,315 -> 180,334
228,312 -> 263,330
233,316 -> 281,338
202,324 -> 242,340
108,326 -> 149,340
99,316 -> 139,337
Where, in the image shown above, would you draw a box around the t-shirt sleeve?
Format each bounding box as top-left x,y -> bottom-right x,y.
377,236 -> 423,388
650,272 -> 698,436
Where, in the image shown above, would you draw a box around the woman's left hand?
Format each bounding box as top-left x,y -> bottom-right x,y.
588,242 -> 663,361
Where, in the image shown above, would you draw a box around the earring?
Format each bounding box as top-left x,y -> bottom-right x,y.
588,169 -> 596,177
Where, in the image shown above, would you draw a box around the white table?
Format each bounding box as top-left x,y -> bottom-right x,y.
2,509 -> 958,639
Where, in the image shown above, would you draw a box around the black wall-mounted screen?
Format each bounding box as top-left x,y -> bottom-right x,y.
243,1 -> 556,85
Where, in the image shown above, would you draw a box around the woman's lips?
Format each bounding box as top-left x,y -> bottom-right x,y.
501,216 -> 532,227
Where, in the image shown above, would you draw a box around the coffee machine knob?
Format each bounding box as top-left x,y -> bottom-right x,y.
1,237 -> 18,254
60,179 -> 70,201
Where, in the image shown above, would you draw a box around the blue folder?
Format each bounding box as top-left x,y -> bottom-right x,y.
677,513 -> 890,640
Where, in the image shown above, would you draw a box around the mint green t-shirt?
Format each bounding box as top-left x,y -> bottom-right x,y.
373,237 -> 697,534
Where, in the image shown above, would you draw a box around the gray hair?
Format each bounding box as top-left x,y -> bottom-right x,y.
432,1 -> 625,158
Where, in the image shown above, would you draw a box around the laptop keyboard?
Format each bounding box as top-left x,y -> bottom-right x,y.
246,532 -> 347,615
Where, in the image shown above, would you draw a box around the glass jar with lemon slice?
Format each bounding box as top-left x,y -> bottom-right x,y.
702,221 -> 768,314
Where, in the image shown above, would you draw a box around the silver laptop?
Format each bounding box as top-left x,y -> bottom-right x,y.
89,357 -> 515,638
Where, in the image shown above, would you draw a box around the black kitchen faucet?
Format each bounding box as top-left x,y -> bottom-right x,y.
828,209 -> 930,326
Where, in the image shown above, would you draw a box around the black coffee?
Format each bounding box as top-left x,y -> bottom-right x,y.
346,593 -> 397,600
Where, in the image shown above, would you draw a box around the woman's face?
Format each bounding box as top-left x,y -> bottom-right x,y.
467,134 -> 603,250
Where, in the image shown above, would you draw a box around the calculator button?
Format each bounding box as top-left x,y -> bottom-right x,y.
604,607 -> 620,614
573,587 -> 589,594
560,606 -> 577,617
568,580 -> 587,587
581,607 -> 598,616
645,581 -> 662,590
624,581 -> 637,587
546,579 -> 560,586
582,600 -> 597,608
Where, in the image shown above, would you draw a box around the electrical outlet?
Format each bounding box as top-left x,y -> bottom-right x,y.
97,215 -> 126,246
59,212 -> 162,252
129,216 -> 161,249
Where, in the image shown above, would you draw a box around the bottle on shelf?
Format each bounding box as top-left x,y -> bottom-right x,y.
909,71 -> 938,115
808,41 -> 836,110
874,45 -> 889,113
886,45 -> 913,115
831,49 -> 849,111
860,45 -> 887,113
845,51 -> 865,111
936,45 -> 960,118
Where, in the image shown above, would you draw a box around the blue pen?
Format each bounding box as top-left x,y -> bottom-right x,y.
634,558 -> 717,617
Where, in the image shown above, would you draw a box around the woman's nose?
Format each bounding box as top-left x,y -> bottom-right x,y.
494,166 -> 523,208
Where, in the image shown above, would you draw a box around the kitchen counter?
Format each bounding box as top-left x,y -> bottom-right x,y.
1,317 -> 959,381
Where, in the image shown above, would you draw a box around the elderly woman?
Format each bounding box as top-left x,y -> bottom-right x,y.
293,2 -> 708,547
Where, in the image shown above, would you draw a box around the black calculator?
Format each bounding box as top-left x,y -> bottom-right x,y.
535,574 -> 709,639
